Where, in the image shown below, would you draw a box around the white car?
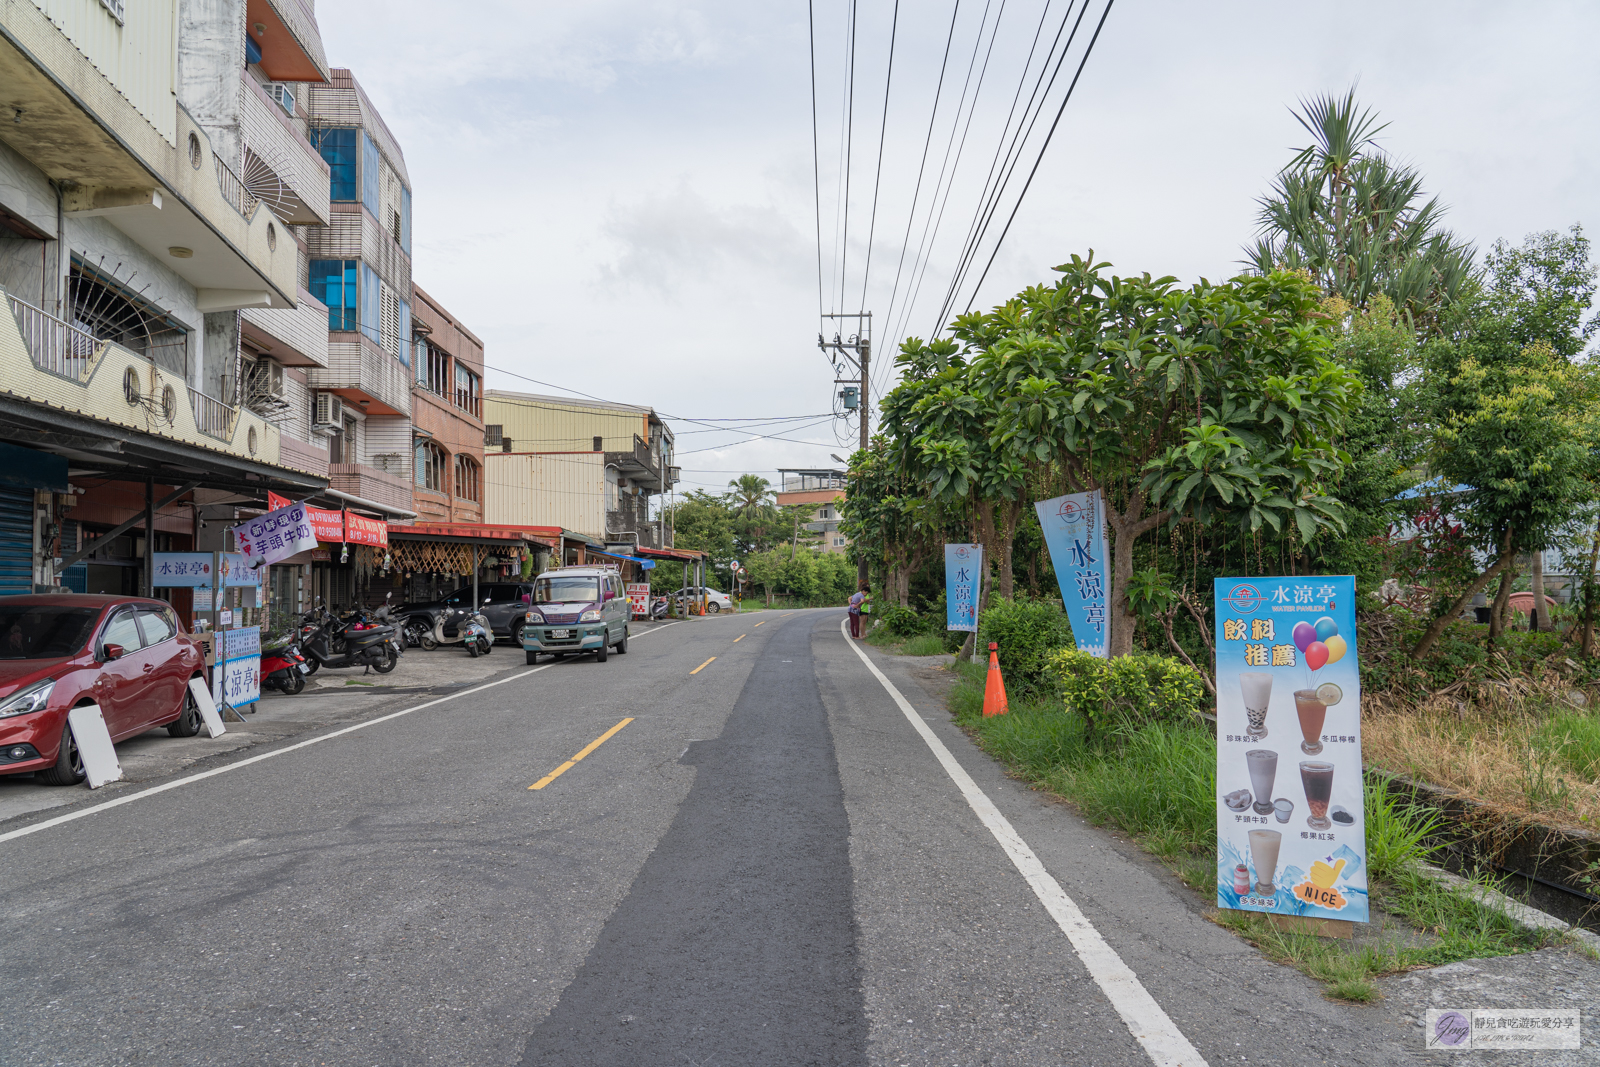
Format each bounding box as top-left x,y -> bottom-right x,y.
675,586 -> 733,613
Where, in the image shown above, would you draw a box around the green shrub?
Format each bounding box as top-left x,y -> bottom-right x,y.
1048,649 -> 1206,737
878,603 -> 927,638
978,596 -> 1075,693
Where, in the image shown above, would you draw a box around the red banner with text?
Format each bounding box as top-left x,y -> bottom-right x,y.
306,506 -> 345,543
344,512 -> 388,547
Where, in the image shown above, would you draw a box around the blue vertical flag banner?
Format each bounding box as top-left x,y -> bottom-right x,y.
1034,491 -> 1111,657
944,544 -> 983,632
1213,575 -> 1367,924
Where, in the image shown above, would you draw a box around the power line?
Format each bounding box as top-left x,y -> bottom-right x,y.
837,0 -> 860,313
857,0 -> 901,312
809,0 -> 825,321
954,0 -> 1117,319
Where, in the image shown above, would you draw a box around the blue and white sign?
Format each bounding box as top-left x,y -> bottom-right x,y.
214,625 -> 261,710
232,502 -> 318,569
1214,575 -> 1367,924
1035,491 -> 1110,657
150,553 -> 214,588
218,552 -> 261,587
944,544 -> 983,632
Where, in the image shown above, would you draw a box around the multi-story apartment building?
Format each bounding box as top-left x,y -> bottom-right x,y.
0,0 -> 332,606
409,284 -> 484,524
482,390 -> 678,549
776,468 -> 849,553
300,68 -> 415,520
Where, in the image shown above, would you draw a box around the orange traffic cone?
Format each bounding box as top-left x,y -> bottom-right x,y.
983,642 -> 1008,717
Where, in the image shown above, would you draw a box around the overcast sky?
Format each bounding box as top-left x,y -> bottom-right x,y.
316,0 -> 1598,497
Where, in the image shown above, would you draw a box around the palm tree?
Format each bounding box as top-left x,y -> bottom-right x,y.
1245,88 -> 1476,335
726,474 -> 773,515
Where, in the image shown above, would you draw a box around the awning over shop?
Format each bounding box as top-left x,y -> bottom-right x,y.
588,549 -> 655,570
633,545 -> 706,563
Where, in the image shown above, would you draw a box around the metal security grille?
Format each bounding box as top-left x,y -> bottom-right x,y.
0,488 -> 34,595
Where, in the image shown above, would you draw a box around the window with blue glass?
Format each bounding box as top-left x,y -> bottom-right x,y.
312,127 -> 358,201
309,260 -> 358,331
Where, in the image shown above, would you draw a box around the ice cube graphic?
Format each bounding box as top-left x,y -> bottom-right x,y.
1329,843 -> 1363,879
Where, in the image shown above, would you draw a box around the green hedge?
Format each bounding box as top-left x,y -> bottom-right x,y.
1048,649 -> 1206,738
978,596 -> 1076,694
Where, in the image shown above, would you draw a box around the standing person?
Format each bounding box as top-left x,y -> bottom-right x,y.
847,580 -> 869,639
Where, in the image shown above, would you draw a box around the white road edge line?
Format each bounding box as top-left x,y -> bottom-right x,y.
840,621 -> 1208,1067
0,662 -> 557,848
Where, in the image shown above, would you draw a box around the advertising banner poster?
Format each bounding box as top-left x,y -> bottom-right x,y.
345,512 -> 389,546
305,505 -> 345,543
151,553 -> 214,588
213,626 -> 261,710
626,582 -> 651,619
232,503 -> 319,567
1034,491 -> 1111,657
944,544 -> 983,632
1214,575 -> 1367,923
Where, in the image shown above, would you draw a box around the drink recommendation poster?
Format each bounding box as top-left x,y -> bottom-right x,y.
1214,576 -> 1367,923
1034,490 -> 1110,657
944,544 -> 983,632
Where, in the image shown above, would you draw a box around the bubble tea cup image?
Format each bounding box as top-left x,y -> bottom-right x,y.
1301,761 -> 1335,830
1247,829 -> 1282,896
1246,749 -> 1277,816
1240,671 -> 1272,741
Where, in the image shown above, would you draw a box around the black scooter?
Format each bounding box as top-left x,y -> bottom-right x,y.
299,606 -> 402,674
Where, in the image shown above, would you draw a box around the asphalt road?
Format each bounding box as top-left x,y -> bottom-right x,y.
0,610 -> 1472,1065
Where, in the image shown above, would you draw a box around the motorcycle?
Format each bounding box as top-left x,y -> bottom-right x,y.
262,640 -> 310,695
299,606 -> 402,674
423,605 -> 493,657
650,595 -> 671,620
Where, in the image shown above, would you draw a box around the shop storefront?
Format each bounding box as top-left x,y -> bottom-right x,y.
385,523 -> 557,607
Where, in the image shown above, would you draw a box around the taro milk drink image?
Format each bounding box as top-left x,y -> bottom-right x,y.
1213,576 -> 1368,924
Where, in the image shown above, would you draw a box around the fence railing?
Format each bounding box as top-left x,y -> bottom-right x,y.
7,294 -> 99,378
214,155 -> 259,220
189,387 -> 237,439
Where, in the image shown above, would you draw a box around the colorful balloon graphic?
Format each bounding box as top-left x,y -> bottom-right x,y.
1314,616 -> 1339,642
1305,641 -> 1329,671
1323,633 -> 1347,665
1292,621 -> 1318,652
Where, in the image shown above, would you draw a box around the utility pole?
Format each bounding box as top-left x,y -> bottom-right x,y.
818,312 -> 871,587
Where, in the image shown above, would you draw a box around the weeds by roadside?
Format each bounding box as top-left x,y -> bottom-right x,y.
946,661 -> 1561,1001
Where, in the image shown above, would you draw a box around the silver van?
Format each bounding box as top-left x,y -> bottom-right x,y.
523,566 -> 630,664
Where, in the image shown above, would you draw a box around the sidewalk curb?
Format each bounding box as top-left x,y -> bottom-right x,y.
1418,864 -> 1600,953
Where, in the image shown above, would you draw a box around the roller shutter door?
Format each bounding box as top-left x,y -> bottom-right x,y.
0,488 -> 33,595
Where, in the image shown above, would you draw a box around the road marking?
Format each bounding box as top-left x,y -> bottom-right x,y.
754,621 -> 766,627
633,622 -> 679,638
733,635 -> 745,642
529,718 -> 634,790
690,657 -> 716,675
0,663 -> 557,848
840,620 -> 1208,1067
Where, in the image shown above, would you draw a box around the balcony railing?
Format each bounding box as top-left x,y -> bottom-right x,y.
215,155 -> 260,221
7,294 -> 100,378
189,388 -> 237,439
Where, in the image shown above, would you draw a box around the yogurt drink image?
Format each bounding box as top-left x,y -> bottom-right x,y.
1301,761 -> 1335,830
1294,689 -> 1327,755
1246,749 -> 1278,816
1240,672 -> 1272,740
1247,829 -> 1282,896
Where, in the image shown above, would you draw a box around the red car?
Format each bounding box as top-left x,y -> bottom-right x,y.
0,595 -> 206,786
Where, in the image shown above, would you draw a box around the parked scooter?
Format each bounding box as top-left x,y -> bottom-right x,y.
262,640 -> 310,695
422,605 -> 493,657
650,595 -> 671,620
299,605 -> 402,674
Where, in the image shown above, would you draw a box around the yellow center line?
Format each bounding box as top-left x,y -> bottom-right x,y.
754,621 -> 766,627
733,634 -> 745,642
690,656 -> 716,674
529,718 -> 634,790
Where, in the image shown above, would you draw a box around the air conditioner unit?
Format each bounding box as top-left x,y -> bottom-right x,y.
313,391 -> 344,428
268,84 -> 295,116
249,356 -> 285,399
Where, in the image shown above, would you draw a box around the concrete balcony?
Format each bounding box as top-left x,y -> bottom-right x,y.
242,287 -> 330,368
240,74 -> 331,227
0,2 -> 298,310
308,334 -> 412,417
250,0 -> 331,83
1,285 -> 324,489
328,463 -> 412,514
